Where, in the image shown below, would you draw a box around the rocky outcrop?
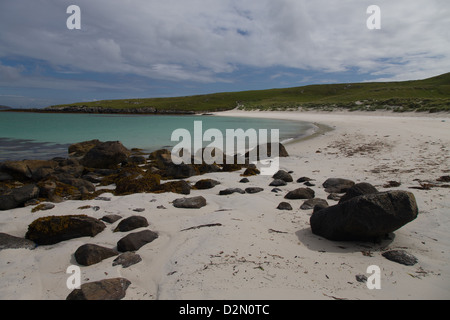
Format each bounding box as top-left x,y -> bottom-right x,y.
81,141 -> 130,169
0,184 -> 40,210
310,191 -> 418,241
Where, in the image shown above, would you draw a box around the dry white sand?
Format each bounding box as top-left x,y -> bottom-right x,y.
0,110 -> 449,300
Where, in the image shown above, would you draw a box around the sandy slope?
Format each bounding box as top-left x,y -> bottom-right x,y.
0,110 -> 449,300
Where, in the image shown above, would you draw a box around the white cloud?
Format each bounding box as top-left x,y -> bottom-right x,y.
0,0 -> 449,84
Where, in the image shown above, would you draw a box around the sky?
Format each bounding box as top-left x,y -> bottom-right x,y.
0,0 -> 449,108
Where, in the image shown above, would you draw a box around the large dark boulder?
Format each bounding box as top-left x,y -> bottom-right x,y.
66,278 -> 131,300
25,215 -> 106,245
0,184 -> 40,210
81,141 -> 130,169
74,244 -> 119,266
117,230 -> 159,252
322,178 -> 355,193
310,191 -> 418,241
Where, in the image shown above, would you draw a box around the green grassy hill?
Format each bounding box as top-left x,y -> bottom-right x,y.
47,72 -> 450,113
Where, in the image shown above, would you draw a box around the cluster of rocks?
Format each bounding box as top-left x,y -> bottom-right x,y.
0,140 -> 288,211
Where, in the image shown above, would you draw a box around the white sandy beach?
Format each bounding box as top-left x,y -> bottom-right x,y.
0,110 -> 449,300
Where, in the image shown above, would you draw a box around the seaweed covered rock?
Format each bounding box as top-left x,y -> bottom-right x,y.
156,180 -> 191,194
25,215 -> 106,245
114,170 -> 161,195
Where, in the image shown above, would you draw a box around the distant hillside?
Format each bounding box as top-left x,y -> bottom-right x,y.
46,72 -> 450,113
0,105 -> 12,110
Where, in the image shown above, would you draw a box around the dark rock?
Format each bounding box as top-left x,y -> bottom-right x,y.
101,214 -> 122,224
117,230 -> 159,252
284,187 -> 315,200
300,198 -> 329,210
114,171 -> 160,195
382,250 -> 418,266
31,203 -> 55,213
355,274 -> 368,283
219,188 -> 245,195
297,177 -> 313,183
0,184 -> 40,210
112,252 -> 142,268
66,278 -> 131,300
25,215 -> 106,245
272,170 -> 293,182
74,244 -> 119,266
383,181 -> 402,188
304,181 -> 315,187
242,167 -> 260,176
310,191 -> 418,241
271,188 -> 282,193
82,172 -> 103,183
339,182 -> 378,203
277,202 -> 293,210
269,179 -> 287,187
194,179 -> 221,190
327,193 -> 341,201
0,160 -> 57,181
0,172 -> 13,182
322,178 -> 355,193
55,165 -> 84,178
133,208 -> 145,213
437,175 -> 450,182
0,233 -> 36,250
245,186 -> 264,194
81,141 -> 130,169
173,196 -> 207,209
68,139 -> 102,157
245,142 -> 289,160
245,187 -> 264,194
239,178 -> 250,183
114,216 -> 149,232
127,155 -> 146,165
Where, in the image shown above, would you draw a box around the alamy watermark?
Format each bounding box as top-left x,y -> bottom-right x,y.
171,121 -> 280,176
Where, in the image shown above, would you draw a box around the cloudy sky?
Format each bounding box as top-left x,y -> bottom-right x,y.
0,0 -> 449,108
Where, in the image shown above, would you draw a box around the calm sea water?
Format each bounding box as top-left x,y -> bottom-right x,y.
0,112 -> 315,161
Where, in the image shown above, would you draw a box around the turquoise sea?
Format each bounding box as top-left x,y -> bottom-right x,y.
0,112 -> 315,161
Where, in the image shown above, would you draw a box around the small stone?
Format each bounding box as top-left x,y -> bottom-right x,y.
382,250 -> 418,266
112,252 -> 142,268
277,202 -> 293,210
219,188 -> 245,195
355,274 -> 367,283
269,179 -> 287,187
245,187 -> 264,194
101,214 -> 122,224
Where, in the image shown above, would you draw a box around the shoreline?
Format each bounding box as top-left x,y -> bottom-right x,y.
0,109 -> 449,300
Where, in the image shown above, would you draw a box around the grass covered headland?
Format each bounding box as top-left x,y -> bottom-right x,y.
47,72 -> 450,113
